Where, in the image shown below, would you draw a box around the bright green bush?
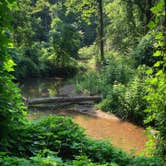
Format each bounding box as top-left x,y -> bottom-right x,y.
78,44 -> 96,59
75,71 -> 101,95
143,0 -> 166,158
0,0 -> 27,140
71,156 -> 108,166
97,83 -> 126,118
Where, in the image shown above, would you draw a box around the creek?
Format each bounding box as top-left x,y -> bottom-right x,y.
21,77 -> 148,155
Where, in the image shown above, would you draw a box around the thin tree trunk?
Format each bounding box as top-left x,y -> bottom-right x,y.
144,0 -> 153,33
164,0 -> 166,49
98,0 -> 105,64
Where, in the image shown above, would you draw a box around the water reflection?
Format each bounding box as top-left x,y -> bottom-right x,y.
20,77 -> 62,98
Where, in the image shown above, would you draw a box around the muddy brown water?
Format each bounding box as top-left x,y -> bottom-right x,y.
21,77 -> 148,155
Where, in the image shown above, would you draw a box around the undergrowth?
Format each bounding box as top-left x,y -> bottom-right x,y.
75,52 -> 149,126
0,116 -> 164,166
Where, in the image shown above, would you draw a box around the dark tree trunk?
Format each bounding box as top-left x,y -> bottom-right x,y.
97,0 -> 105,64
126,0 -> 136,34
145,0 -> 153,30
164,0 -> 166,49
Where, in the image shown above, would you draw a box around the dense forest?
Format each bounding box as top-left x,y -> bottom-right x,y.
0,0 -> 166,165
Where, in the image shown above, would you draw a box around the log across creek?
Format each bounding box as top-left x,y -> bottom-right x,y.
27,96 -> 102,108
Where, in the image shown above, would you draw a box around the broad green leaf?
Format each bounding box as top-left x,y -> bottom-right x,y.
3,59 -> 16,72
153,50 -> 161,57
154,61 -> 162,67
146,68 -> 153,75
148,21 -> 155,29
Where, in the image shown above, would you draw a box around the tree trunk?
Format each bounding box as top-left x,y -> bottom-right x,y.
97,0 -> 105,64
164,0 -> 166,50
145,0 -> 153,32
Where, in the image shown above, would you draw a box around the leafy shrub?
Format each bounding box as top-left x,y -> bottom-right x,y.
128,156 -> 165,166
102,54 -> 134,85
0,0 -> 27,140
10,45 -> 49,80
75,71 -> 101,95
132,33 -> 156,67
97,66 -> 148,125
1,116 -> 85,158
0,150 -> 62,166
71,156 -> 108,166
0,115 -> 132,165
1,115 -> 164,165
10,41 -> 80,80
0,156 -> 32,166
76,54 -> 134,96
97,83 -> 126,118
78,44 -> 96,59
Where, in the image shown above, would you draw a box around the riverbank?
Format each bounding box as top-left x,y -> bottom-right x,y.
22,77 -> 148,155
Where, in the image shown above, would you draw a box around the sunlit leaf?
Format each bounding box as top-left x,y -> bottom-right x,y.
154,61 -> 162,67
146,68 -> 153,75
153,50 -> 161,57
3,59 -> 16,72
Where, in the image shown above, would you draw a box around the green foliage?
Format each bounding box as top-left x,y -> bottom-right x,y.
65,0 -> 97,22
4,0 -> 98,81
143,0 -> 166,158
128,156 -> 164,166
0,150 -> 62,166
10,46 -> 43,79
0,0 -> 27,139
1,116 -> 84,158
102,55 -> 134,85
132,33 -> 156,67
10,0 -> 97,80
1,0 -> 166,165
76,54 -> 133,94
105,0 -> 144,52
1,115 -> 129,165
78,44 -> 96,59
49,18 -> 81,67
1,115 -> 164,165
68,156 -> 108,166
97,66 -> 148,125
76,54 -> 149,125
0,115 -> 129,165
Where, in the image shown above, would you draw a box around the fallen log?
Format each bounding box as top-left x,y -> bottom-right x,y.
28,96 -> 102,105
28,101 -> 94,109
29,103 -> 72,109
